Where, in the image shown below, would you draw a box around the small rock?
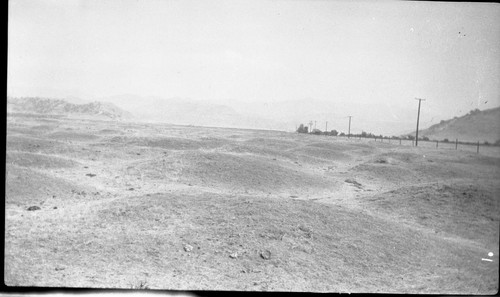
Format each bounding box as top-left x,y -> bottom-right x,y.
128,188 -> 134,191
27,206 -> 41,211
86,173 -> 96,177
53,206 -> 58,209
260,250 -> 271,260
55,267 -> 65,271
229,252 -> 238,259
289,195 -> 298,199
345,178 -> 362,188
184,244 -> 193,252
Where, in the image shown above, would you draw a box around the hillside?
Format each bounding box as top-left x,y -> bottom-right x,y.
414,107 -> 500,144
7,97 -> 134,120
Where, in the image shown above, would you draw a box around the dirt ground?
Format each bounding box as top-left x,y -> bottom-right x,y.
4,113 -> 500,293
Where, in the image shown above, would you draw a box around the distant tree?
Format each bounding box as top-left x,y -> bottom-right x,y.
330,129 -> 338,136
422,136 -> 429,141
361,131 -> 367,138
407,135 -> 415,140
484,141 -> 490,145
312,129 -> 322,135
495,139 -> 500,146
443,138 -> 449,142
297,124 -> 308,134
339,132 -> 345,136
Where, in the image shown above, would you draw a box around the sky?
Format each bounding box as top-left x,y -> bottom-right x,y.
7,0 -> 500,130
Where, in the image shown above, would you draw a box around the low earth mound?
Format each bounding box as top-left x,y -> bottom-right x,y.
5,166 -> 96,207
5,193 -> 497,293
136,151 -> 339,195
364,182 -> 500,247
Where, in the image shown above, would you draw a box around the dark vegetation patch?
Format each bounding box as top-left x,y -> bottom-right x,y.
47,131 -> 100,141
351,163 -> 417,182
243,138 -> 300,150
97,129 -> 124,135
6,152 -> 78,169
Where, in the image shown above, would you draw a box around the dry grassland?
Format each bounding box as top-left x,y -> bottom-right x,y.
4,113 -> 499,293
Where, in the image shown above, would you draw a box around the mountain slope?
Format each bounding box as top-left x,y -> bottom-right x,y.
7,97 -> 134,120
414,107 -> 500,143
99,94 -> 289,131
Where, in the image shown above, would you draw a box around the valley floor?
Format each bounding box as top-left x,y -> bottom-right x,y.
5,114 -> 500,293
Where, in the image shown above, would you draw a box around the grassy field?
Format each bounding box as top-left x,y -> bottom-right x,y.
5,113 -> 499,293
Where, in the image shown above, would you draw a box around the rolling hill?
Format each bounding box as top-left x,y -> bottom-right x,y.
413,107 -> 500,144
7,97 -> 134,121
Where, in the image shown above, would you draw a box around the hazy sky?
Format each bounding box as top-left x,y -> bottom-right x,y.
8,0 -> 500,122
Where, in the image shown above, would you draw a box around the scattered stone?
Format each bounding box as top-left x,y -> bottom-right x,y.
345,178 -> 362,188
229,252 -> 238,259
53,206 -> 58,209
86,173 -> 96,177
55,267 -> 65,271
84,166 -> 88,168
136,153 -> 141,155
183,244 -> 193,252
289,195 -> 298,199
260,250 -> 271,260
374,158 -> 387,164
128,188 -> 134,191
27,206 -> 41,211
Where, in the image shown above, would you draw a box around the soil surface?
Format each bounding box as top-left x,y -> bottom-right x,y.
5,114 -> 500,293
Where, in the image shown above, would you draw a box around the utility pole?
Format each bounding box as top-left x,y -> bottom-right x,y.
325,121 -> 328,134
414,98 -> 425,147
314,121 -> 317,130
309,121 -> 313,133
348,116 -> 352,139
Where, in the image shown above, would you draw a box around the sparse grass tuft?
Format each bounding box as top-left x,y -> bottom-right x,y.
130,280 -> 150,290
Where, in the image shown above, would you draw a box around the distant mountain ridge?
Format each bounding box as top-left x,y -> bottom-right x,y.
7,97 -> 134,120
98,94 -> 290,131
412,107 -> 500,143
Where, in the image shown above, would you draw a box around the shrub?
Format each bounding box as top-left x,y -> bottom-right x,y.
297,124 -> 308,134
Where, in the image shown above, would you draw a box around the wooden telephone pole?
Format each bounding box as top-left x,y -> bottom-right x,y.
348,116 -> 352,138
415,98 -> 425,146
